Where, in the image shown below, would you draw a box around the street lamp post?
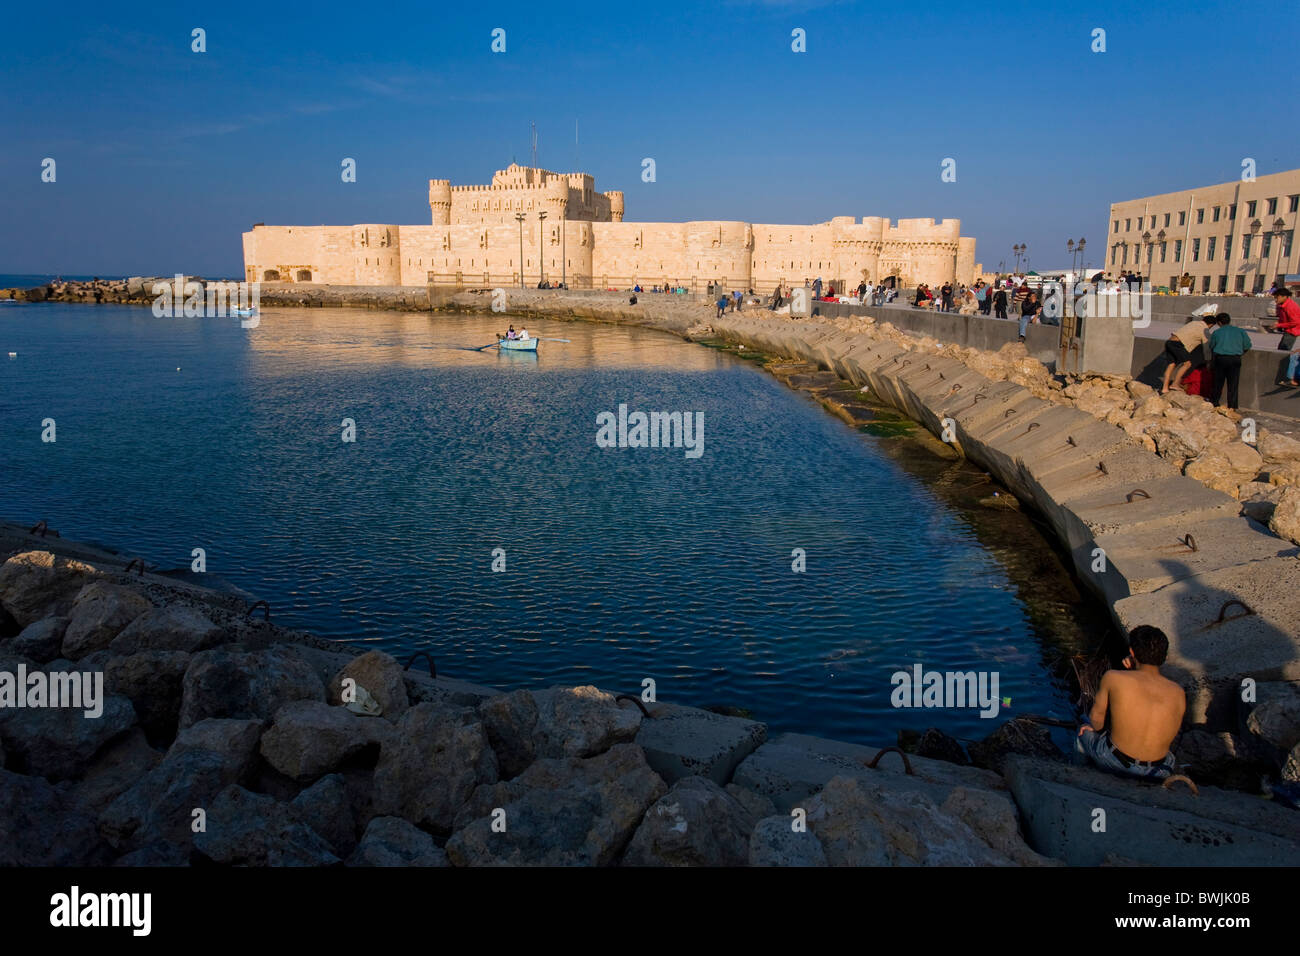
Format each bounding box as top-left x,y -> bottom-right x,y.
1250,218 -> 1263,292
1012,243 -> 1025,272
538,211 -> 548,287
1067,238 -> 1087,280
515,213 -> 526,289
1141,231 -> 1153,285
1270,216 -> 1287,291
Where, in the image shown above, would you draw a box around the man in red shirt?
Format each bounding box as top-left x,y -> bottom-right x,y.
1272,287 -> 1300,350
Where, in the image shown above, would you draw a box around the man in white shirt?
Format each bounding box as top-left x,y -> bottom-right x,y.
517,326 -> 529,341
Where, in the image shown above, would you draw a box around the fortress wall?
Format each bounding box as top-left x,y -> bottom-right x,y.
588,222 -> 753,288
350,225 -> 402,285
396,223 -> 544,286
242,225 -> 356,285
751,223 -> 844,288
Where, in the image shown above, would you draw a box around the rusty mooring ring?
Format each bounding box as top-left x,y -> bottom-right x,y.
615,694 -> 654,717
865,747 -> 914,775
403,651 -> 437,678
1214,599 -> 1254,624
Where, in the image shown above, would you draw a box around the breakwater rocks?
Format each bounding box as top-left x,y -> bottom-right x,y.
2,277 -> 172,305
2,530 -> 1300,867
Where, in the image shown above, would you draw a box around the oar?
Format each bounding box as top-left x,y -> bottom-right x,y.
536,337 -> 570,343
471,340 -> 502,351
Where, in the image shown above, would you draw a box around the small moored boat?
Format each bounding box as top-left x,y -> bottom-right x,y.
497,336 -> 538,352
232,307 -> 258,318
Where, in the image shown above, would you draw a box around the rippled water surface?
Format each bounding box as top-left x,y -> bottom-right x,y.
0,304 -> 1075,743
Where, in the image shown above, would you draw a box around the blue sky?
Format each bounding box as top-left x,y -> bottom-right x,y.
3,0 -> 1296,277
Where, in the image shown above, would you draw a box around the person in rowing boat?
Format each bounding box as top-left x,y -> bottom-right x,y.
517,326 -> 529,341
503,325 -> 517,340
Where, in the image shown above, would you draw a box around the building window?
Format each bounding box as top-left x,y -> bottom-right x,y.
1192,238 -> 1200,261
1267,197 -> 1278,215
1174,239 -> 1183,260
1160,242 -> 1167,262
1229,204 -> 1237,219
1242,235 -> 1253,257
1285,230 -> 1295,257
1223,236 -> 1231,260
1202,276 -> 1211,292
1218,275 -> 1228,293
1178,211 -> 1186,226
1125,218 -> 1131,231
1212,206 -> 1221,222
1110,247 -> 1117,265
1196,209 -> 1204,224
1235,275 -> 1246,292
1164,213 -> 1171,227
1247,200 -> 1257,216
1207,236 -> 1216,260
1262,233 -> 1273,257
1290,196 -> 1300,213
1113,220 -> 1119,233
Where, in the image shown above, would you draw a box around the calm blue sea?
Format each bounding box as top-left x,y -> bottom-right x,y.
0,303 -> 1075,744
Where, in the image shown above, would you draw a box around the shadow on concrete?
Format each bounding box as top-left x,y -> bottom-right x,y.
1155,556 -> 1298,729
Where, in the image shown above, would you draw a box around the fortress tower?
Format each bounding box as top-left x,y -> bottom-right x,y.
428,179 -> 452,226
544,176 -> 569,221
606,191 -> 624,223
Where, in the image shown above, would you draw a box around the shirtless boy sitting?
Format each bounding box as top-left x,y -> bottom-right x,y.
1076,625 -> 1186,780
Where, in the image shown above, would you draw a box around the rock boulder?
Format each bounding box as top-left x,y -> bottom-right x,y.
60,582 -> 153,659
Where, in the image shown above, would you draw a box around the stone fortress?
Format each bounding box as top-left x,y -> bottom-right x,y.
243,163 -> 979,293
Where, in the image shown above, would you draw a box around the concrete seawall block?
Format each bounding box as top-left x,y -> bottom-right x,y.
954,388 -> 1040,437
634,703 -> 767,786
1004,755 -> 1300,866
731,732 -> 1005,812
1084,514 -> 1295,601
1003,419 -> 1129,480
980,403 -> 1087,450
946,381 -> 1026,430
1113,555 -> 1300,709
1059,474 -> 1241,540
908,368 -> 996,412
1029,443 -> 1179,507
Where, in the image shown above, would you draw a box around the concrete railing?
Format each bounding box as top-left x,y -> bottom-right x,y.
800,299 -> 1065,368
